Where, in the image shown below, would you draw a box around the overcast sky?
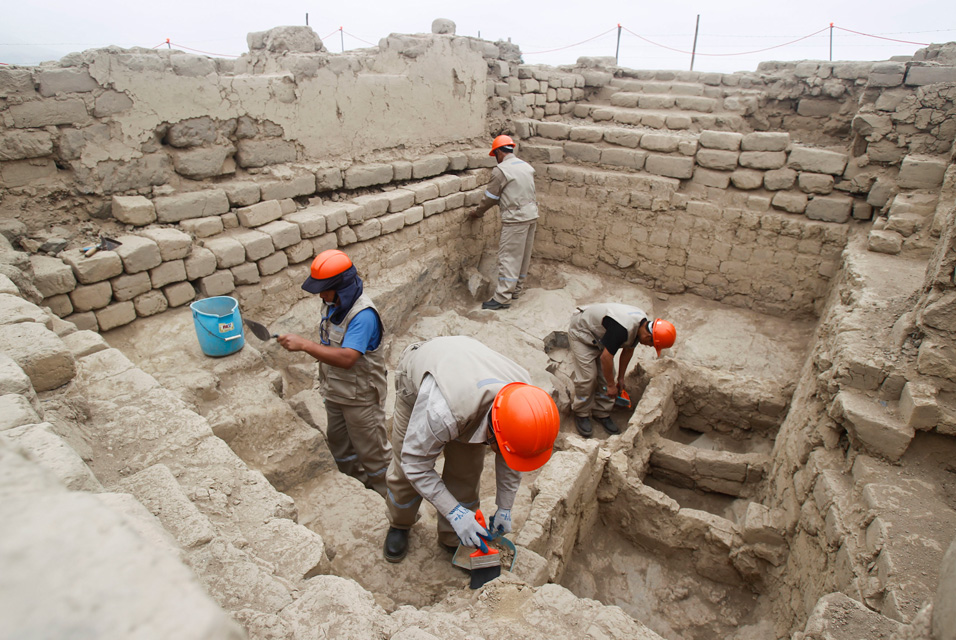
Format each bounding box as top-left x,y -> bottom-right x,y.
2,0 -> 955,73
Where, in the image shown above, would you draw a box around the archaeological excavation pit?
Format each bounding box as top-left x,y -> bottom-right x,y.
2,21 -> 956,640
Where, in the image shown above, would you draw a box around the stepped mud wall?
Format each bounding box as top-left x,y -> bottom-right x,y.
1,22 -> 956,640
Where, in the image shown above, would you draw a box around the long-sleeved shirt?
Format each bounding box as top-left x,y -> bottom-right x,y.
400,373 -> 521,517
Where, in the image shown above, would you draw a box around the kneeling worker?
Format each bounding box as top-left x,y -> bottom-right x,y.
383,335 -> 560,562
569,303 -> 676,437
277,250 -> 391,497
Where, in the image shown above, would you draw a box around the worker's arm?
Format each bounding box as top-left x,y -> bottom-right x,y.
276,334 -> 361,368
468,167 -> 506,219
400,375 -> 465,517
494,450 -> 521,511
468,194 -> 497,219
616,346 -> 634,390
600,348 -> 618,398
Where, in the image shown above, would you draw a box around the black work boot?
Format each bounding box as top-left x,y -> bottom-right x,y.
481,299 -> 511,310
384,527 -> 409,563
575,416 -> 592,438
597,416 -> 620,435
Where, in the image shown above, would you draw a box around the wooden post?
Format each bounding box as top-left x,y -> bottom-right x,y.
690,15 -> 700,71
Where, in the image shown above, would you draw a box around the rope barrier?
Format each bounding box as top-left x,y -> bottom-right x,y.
523,27 -> 618,55
342,30 -> 376,47
622,25 -> 832,57
833,26 -> 929,46
165,41 -> 239,58
1,20 -> 945,66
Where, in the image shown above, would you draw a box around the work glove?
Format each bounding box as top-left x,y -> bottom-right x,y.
447,504 -> 489,552
489,508 -> 512,536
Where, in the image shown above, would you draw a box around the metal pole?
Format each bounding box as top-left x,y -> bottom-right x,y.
340,27 -> 344,53
305,13 -> 309,26
690,14 -> 700,71
829,23 -> 833,61
166,38 -> 171,49
615,24 -> 622,65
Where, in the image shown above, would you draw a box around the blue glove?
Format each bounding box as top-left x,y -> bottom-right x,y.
447,504 -> 489,551
490,508 -> 512,536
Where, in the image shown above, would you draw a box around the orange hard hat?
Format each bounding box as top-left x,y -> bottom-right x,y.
491,382 -> 559,472
302,249 -> 353,293
650,318 -> 676,357
489,134 -> 516,156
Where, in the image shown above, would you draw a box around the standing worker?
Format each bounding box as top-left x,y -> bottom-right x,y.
468,134 -> 539,311
383,335 -> 560,563
277,250 -> 391,497
568,303 -> 676,438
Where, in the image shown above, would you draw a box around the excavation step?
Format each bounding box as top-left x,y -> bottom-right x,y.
829,389 -> 913,461
572,104 -> 747,132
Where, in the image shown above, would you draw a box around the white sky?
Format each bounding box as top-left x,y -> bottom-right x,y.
2,0 -> 955,73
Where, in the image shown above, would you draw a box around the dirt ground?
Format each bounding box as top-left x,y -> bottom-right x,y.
101,258 -> 816,628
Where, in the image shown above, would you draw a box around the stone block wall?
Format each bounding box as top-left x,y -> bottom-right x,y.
530,163 -> 847,317
520,120 -> 947,225
26,165 -> 492,332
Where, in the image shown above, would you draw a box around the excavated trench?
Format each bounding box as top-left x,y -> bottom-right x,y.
103,257 -> 814,636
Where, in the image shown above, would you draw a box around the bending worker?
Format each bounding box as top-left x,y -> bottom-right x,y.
277,250 -> 391,497
468,134 -> 539,311
569,303 -> 676,438
383,335 -> 560,563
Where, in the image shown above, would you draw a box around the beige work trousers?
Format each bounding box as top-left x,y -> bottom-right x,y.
492,221 -> 537,303
569,334 -> 614,419
325,399 -> 391,498
385,392 -> 485,547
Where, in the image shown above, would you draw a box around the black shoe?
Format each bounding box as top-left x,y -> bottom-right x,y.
597,416 -> 619,434
575,416 -> 592,438
384,527 -> 409,563
481,299 -> 511,310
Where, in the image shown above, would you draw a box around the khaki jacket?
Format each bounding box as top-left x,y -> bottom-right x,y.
496,155 -> 538,224
398,336 -> 531,440
569,303 -> 648,350
318,294 -> 387,406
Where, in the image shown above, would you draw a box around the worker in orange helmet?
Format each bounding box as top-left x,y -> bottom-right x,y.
468,134 -> 539,311
568,303 -> 676,438
383,335 -> 559,563
277,249 -> 391,497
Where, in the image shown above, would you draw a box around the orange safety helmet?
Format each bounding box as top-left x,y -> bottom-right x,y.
490,382 -> 559,472
650,318 -> 676,357
489,134 -> 516,156
302,249 -> 353,293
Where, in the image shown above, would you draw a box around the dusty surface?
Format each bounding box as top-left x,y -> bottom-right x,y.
101,258 -> 815,630
561,520 -> 771,640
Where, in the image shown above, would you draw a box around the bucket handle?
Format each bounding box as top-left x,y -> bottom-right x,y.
223,335 -> 242,341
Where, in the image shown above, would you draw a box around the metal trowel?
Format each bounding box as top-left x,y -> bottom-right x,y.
243,319 -> 278,341
82,236 -> 122,258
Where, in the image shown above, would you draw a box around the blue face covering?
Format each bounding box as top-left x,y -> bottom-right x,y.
314,265 -> 363,325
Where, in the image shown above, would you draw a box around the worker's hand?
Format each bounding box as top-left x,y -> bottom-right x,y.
447,504 -> 489,551
490,508 -> 512,536
468,209 -> 484,219
605,382 -> 618,399
276,334 -> 307,352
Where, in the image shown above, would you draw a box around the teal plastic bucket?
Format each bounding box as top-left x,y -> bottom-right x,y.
190,296 -> 244,357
